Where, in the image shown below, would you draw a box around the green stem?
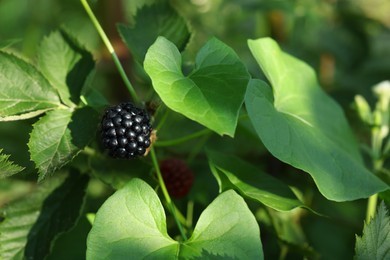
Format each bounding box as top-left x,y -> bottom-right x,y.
155,129 -> 211,147
82,146 -> 97,157
156,107 -> 170,131
80,0 -> 140,104
366,127 -> 383,222
186,200 -> 194,229
366,193 -> 378,223
150,147 -> 188,241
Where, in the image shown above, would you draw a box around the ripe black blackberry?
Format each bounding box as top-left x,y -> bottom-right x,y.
160,158 -> 194,198
100,102 -> 152,159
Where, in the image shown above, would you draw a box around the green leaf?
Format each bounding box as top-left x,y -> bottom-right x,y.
118,2 -> 190,64
38,30 -> 94,107
245,38 -> 387,201
28,107 -> 99,180
182,189 -> 264,259
0,149 -> 24,178
80,69 -> 109,108
86,178 -> 175,260
0,39 -> 21,49
144,37 -> 250,137
0,51 -> 61,121
355,202 -> 390,259
207,150 -> 305,211
0,175 -> 65,260
25,170 -> 89,260
89,154 -> 150,190
87,178 -> 263,259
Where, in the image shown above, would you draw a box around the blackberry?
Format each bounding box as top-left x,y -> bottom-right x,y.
101,102 -> 152,159
160,159 -> 194,198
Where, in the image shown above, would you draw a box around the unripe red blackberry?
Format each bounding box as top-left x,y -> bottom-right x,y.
101,102 -> 152,159
160,158 -> 194,198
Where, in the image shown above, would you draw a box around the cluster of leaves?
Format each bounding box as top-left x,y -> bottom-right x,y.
1,0 -> 390,259
0,30 -> 99,180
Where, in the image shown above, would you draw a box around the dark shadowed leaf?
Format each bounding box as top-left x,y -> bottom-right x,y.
89,154 -> 151,190
118,2 -> 190,64
38,30 -> 94,107
0,175 -> 65,260
0,39 -> 21,49
25,170 -> 89,260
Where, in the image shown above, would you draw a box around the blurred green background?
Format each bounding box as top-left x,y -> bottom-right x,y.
2,0 -> 390,101
1,0 -> 390,259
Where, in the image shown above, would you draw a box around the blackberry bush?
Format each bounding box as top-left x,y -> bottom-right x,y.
160,158 -> 194,198
100,102 -> 152,159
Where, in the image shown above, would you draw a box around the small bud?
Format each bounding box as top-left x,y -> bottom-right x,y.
354,95 -> 373,125
373,80 -> 390,112
373,80 -> 390,99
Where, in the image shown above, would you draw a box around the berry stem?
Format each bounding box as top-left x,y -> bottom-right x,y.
366,193 -> 378,223
80,0 -> 140,105
366,130 -> 382,223
156,106 -> 170,131
155,128 -> 212,147
186,200 -> 194,229
150,147 -> 188,241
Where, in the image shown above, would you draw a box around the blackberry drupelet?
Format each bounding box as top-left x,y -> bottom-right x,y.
101,102 -> 152,159
160,158 -> 194,198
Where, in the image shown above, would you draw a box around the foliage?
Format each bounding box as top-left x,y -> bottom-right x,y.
355,202 -> 390,259
1,0 -> 390,259
0,149 -> 24,178
87,178 -> 263,259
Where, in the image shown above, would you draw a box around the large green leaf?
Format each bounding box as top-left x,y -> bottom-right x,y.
25,171 -> 89,260
355,202 -> 390,259
0,52 -> 61,121
245,38 -> 387,201
182,189 -> 264,259
28,107 -> 99,180
144,37 -> 250,137
118,2 -> 190,64
207,150 -> 305,211
38,30 -> 94,107
0,175 -> 64,260
87,178 -> 263,259
0,149 -> 24,178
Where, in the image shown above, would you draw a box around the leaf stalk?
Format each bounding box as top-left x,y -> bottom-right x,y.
155,128 -> 211,147
150,147 -> 188,241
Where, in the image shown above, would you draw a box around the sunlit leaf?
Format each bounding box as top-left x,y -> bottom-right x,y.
355,202 -> 390,259
245,38 -> 387,201
0,52 -> 60,121
28,107 -> 99,180
207,150 -> 305,211
0,149 -> 24,178
144,37 -> 250,136
87,178 -> 263,259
